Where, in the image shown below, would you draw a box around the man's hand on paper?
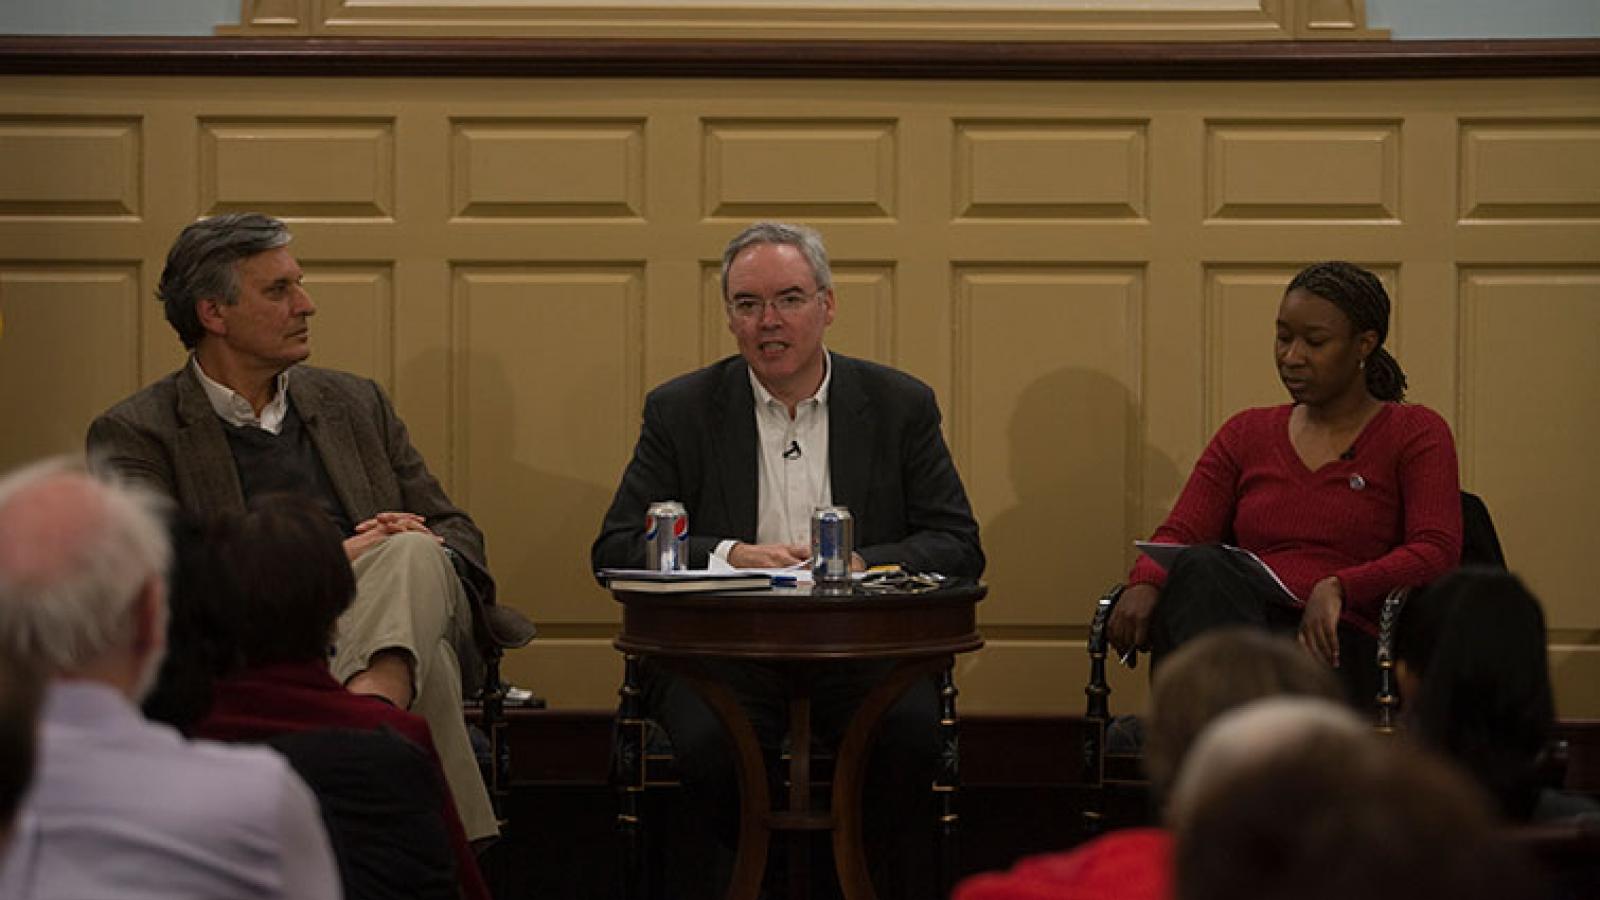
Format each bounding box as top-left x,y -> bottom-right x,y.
1108,582 -> 1159,656
1298,576 -> 1344,668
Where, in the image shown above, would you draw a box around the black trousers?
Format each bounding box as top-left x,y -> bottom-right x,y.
641,658 -> 939,890
1147,543 -> 1380,707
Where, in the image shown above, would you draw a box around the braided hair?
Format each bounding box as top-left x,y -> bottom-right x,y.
1285,261 -> 1407,402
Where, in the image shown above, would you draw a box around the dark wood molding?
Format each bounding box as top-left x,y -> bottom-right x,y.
1,36 -> 1597,80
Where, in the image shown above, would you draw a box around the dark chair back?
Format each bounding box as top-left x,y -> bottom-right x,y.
268,727 -> 458,900
1461,491 -> 1507,569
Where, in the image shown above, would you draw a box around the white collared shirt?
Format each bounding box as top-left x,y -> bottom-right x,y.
191,357 -> 290,434
713,352 -> 833,562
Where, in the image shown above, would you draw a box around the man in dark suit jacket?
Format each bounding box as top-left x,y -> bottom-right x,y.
589,353 -> 983,575
86,213 -> 527,843
592,221 -> 983,892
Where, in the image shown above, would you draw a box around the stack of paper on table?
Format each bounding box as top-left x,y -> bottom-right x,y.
597,568 -> 774,593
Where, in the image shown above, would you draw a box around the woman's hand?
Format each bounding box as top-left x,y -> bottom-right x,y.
1108,582 -> 1160,657
1299,576 -> 1344,667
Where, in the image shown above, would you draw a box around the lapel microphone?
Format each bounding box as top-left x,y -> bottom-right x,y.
783,440 -> 802,460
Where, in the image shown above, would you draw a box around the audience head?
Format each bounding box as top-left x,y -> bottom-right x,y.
1393,566 -> 1555,820
719,221 -> 833,302
0,653 -> 43,849
1166,696 -> 1369,829
140,512 -> 237,729
1283,260 -> 1407,402
1171,697 -> 1527,900
1144,628 -> 1342,805
157,212 -> 293,350
214,493 -> 356,669
0,457 -> 170,698
142,495 -> 352,731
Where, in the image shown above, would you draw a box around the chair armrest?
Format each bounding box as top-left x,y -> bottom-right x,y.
1085,584 -> 1126,721
444,547 -> 537,650
1375,586 -> 1410,731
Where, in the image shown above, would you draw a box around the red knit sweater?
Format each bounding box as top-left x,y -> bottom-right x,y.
1128,403 -> 1462,634
952,828 -> 1172,900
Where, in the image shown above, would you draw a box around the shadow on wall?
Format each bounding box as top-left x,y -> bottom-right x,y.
981,366 -> 1181,629
400,347 -> 613,628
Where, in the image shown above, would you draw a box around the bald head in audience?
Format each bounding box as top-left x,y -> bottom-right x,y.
1144,628 -> 1343,807
0,457 -> 342,900
0,458 -> 170,698
1171,697 -> 1531,900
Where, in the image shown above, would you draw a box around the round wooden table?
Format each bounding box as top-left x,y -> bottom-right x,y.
613,579 -> 985,900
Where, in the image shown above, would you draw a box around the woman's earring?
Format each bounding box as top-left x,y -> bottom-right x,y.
1359,357 -> 1366,371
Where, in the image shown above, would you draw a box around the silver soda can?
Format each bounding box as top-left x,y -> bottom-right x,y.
810,505 -> 854,593
643,501 -> 688,571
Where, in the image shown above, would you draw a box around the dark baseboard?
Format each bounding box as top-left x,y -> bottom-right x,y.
478,707 -> 1600,793
474,709 -> 1599,899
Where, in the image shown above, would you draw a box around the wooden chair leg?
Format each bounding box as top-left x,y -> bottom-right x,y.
480,651 -> 509,817
935,663 -> 961,899
614,653 -> 646,900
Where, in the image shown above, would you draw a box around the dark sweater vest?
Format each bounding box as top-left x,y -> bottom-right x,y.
221,401 -> 354,535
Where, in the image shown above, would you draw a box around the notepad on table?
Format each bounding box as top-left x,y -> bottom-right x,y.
598,568 -> 774,593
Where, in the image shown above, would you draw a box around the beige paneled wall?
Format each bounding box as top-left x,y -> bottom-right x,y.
2,75 -> 1596,715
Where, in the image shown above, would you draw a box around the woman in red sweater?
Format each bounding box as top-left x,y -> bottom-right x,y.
1106,261 -> 1462,701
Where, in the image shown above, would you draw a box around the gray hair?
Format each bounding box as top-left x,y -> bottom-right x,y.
158,212 -> 293,349
719,221 -> 832,301
0,457 -> 171,675
1165,696 -> 1368,829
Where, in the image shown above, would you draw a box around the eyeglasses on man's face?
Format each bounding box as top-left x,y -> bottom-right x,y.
726,288 -> 824,320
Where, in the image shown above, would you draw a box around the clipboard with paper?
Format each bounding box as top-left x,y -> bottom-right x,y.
1134,541 -> 1299,604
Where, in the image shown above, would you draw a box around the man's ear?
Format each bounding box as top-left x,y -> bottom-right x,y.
130,575 -> 167,659
195,297 -> 228,337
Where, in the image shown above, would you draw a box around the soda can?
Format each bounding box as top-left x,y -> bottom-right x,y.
810,505 -> 854,594
643,501 -> 689,571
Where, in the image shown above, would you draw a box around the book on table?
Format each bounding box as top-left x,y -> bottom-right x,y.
598,568 -> 775,593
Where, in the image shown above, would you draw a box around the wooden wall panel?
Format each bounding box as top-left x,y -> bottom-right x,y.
703,119 -> 897,220
228,0 -> 1337,41
1206,119 -> 1400,220
0,265 -> 141,462
954,266 -> 1142,628
1,74 -> 1596,715
953,120 -> 1148,220
451,118 -> 646,220
0,117 -> 140,219
1459,119 -> 1600,220
1458,268 -> 1600,622
301,264 -> 394,391
198,118 -> 395,219
451,265 -> 644,629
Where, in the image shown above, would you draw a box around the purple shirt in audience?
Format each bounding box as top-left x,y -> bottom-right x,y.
0,680 -> 340,900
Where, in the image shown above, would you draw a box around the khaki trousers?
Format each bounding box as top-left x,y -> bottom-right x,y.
332,532 -> 499,841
